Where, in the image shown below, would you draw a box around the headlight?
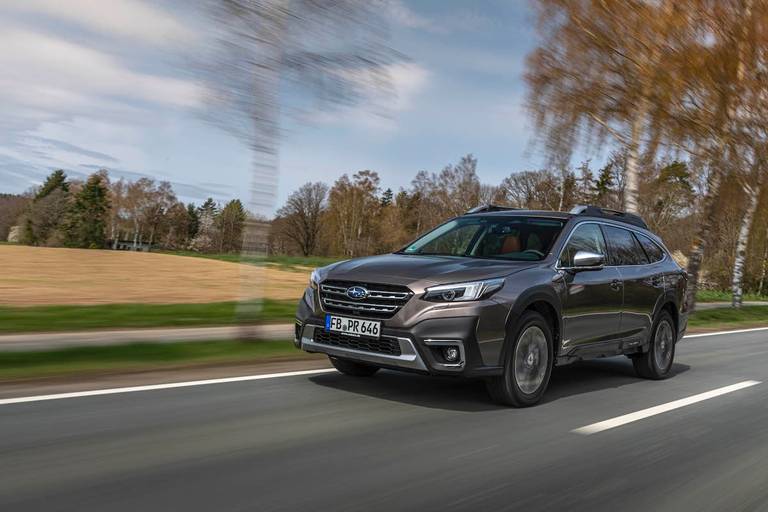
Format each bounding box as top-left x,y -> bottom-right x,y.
423,278 -> 505,302
309,269 -> 321,289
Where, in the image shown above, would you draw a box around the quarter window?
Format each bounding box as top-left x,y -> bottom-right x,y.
559,223 -> 607,267
603,225 -> 649,265
637,233 -> 664,263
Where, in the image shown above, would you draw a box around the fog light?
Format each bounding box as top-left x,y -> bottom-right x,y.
443,346 -> 460,362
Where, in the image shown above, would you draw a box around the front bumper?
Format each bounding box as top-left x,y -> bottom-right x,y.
295,314 -> 503,378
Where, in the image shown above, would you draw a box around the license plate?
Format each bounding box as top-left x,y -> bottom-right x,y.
325,315 -> 381,338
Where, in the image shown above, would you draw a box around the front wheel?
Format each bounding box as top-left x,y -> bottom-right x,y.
633,310 -> 676,379
486,311 -> 554,407
329,356 -> 379,377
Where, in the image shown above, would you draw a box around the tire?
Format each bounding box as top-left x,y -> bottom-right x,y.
486,310 -> 554,407
329,356 -> 379,377
633,310 -> 676,380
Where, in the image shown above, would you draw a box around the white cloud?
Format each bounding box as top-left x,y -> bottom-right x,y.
387,1 -> 495,34
0,29 -> 202,114
0,0 -> 193,46
388,0 -> 434,30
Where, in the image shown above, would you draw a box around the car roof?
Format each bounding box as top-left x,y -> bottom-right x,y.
463,210 -> 571,220
462,209 -> 661,239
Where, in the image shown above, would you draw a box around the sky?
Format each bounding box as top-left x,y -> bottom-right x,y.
0,0 -> 572,214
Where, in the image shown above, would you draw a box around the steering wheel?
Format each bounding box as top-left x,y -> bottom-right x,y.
522,249 -> 545,258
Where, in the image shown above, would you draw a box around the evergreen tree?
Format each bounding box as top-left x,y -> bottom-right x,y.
186,203 -> 200,241
380,188 -> 394,207
592,163 -> 615,207
21,169 -> 70,245
216,199 -> 247,252
35,169 -> 69,200
64,173 -> 110,248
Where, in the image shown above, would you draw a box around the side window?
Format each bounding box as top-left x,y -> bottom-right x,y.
637,233 -> 664,263
559,224 -> 607,267
603,225 -> 648,265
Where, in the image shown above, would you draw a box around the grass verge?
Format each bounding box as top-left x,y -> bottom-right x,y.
695,290 -> 768,303
688,305 -> 768,330
0,340 -> 312,381
0,299 -> 297,334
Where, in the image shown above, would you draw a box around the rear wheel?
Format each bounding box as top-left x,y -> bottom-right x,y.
633,310 -> 676,379
486,311 -> 554,407
329,356 -> 379,377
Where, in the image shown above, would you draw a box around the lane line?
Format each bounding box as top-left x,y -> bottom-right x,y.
573,380 -> 762,435
0,368 -> 337,406
684,326 -> 768,339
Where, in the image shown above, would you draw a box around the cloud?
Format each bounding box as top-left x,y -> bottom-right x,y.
0,0 -> 193,46
388,1 -> 434,30
387,1 -> 495,34
0,28 -> 202,114
23,137 -> 119,163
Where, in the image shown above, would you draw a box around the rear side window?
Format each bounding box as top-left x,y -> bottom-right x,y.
603,225 -> 649,265
559,223 -> 607,267
637,234 -> 664,263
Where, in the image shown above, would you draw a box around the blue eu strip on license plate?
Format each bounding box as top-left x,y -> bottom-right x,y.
325,314 -> 331,331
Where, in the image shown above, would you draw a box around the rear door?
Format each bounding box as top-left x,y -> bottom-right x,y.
602,225 -> 664,348
558,223 -> 623,352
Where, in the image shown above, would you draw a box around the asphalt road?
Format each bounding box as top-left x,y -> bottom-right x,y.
1,329 -> 767,511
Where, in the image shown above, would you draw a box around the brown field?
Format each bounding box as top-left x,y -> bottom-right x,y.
0,245 -> 308,306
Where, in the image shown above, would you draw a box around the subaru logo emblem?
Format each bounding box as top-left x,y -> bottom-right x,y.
346,286 -> 368,300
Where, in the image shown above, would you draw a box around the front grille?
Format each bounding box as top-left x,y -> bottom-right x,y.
313,329 -> 402,356
319,280 -> 412,319
295,322 -> 303,341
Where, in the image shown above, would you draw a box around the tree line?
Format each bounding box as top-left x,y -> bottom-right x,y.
270,152 -> 768,307
4,170 -> 247,253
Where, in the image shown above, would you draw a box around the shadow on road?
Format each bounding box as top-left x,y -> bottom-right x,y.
309,357 -> 691,412
310,371 -> 501,412
544,358 -> 690,404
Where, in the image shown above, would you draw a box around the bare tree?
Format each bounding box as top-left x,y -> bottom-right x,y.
276,182 -> 328,256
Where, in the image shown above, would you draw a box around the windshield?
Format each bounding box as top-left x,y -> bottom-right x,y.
399,216 -> 566,261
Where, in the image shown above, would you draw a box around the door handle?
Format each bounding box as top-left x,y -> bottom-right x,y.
610,279 -> 622,291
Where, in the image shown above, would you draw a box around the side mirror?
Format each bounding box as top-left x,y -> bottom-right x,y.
571,250 -> 605,271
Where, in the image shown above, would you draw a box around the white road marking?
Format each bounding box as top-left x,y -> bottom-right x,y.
0,368 -> 337,406
684,326 -> 768,339
573,380 -> 762,435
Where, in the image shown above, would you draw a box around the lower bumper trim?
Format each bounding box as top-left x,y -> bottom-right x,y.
300,324 -> 428,372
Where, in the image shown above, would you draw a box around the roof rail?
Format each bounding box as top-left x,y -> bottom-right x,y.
464,204 -> 520,215
569,205 -> 648,229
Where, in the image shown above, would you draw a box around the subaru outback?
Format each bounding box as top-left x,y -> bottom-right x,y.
294,205 -> 688,407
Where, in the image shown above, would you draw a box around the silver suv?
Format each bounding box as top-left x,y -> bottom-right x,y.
294,205 -> 688,407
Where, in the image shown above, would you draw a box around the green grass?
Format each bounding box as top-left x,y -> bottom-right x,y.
163,251 -> 341,271
689,305 -> 768,330
0,299 -> 297,334
0,340 -> 312,381
695,290 -> 768,303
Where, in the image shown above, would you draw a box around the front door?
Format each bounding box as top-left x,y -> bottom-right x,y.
558,223 -> 623,352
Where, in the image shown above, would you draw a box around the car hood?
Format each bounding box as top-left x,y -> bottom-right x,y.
323,253 -> 539,290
